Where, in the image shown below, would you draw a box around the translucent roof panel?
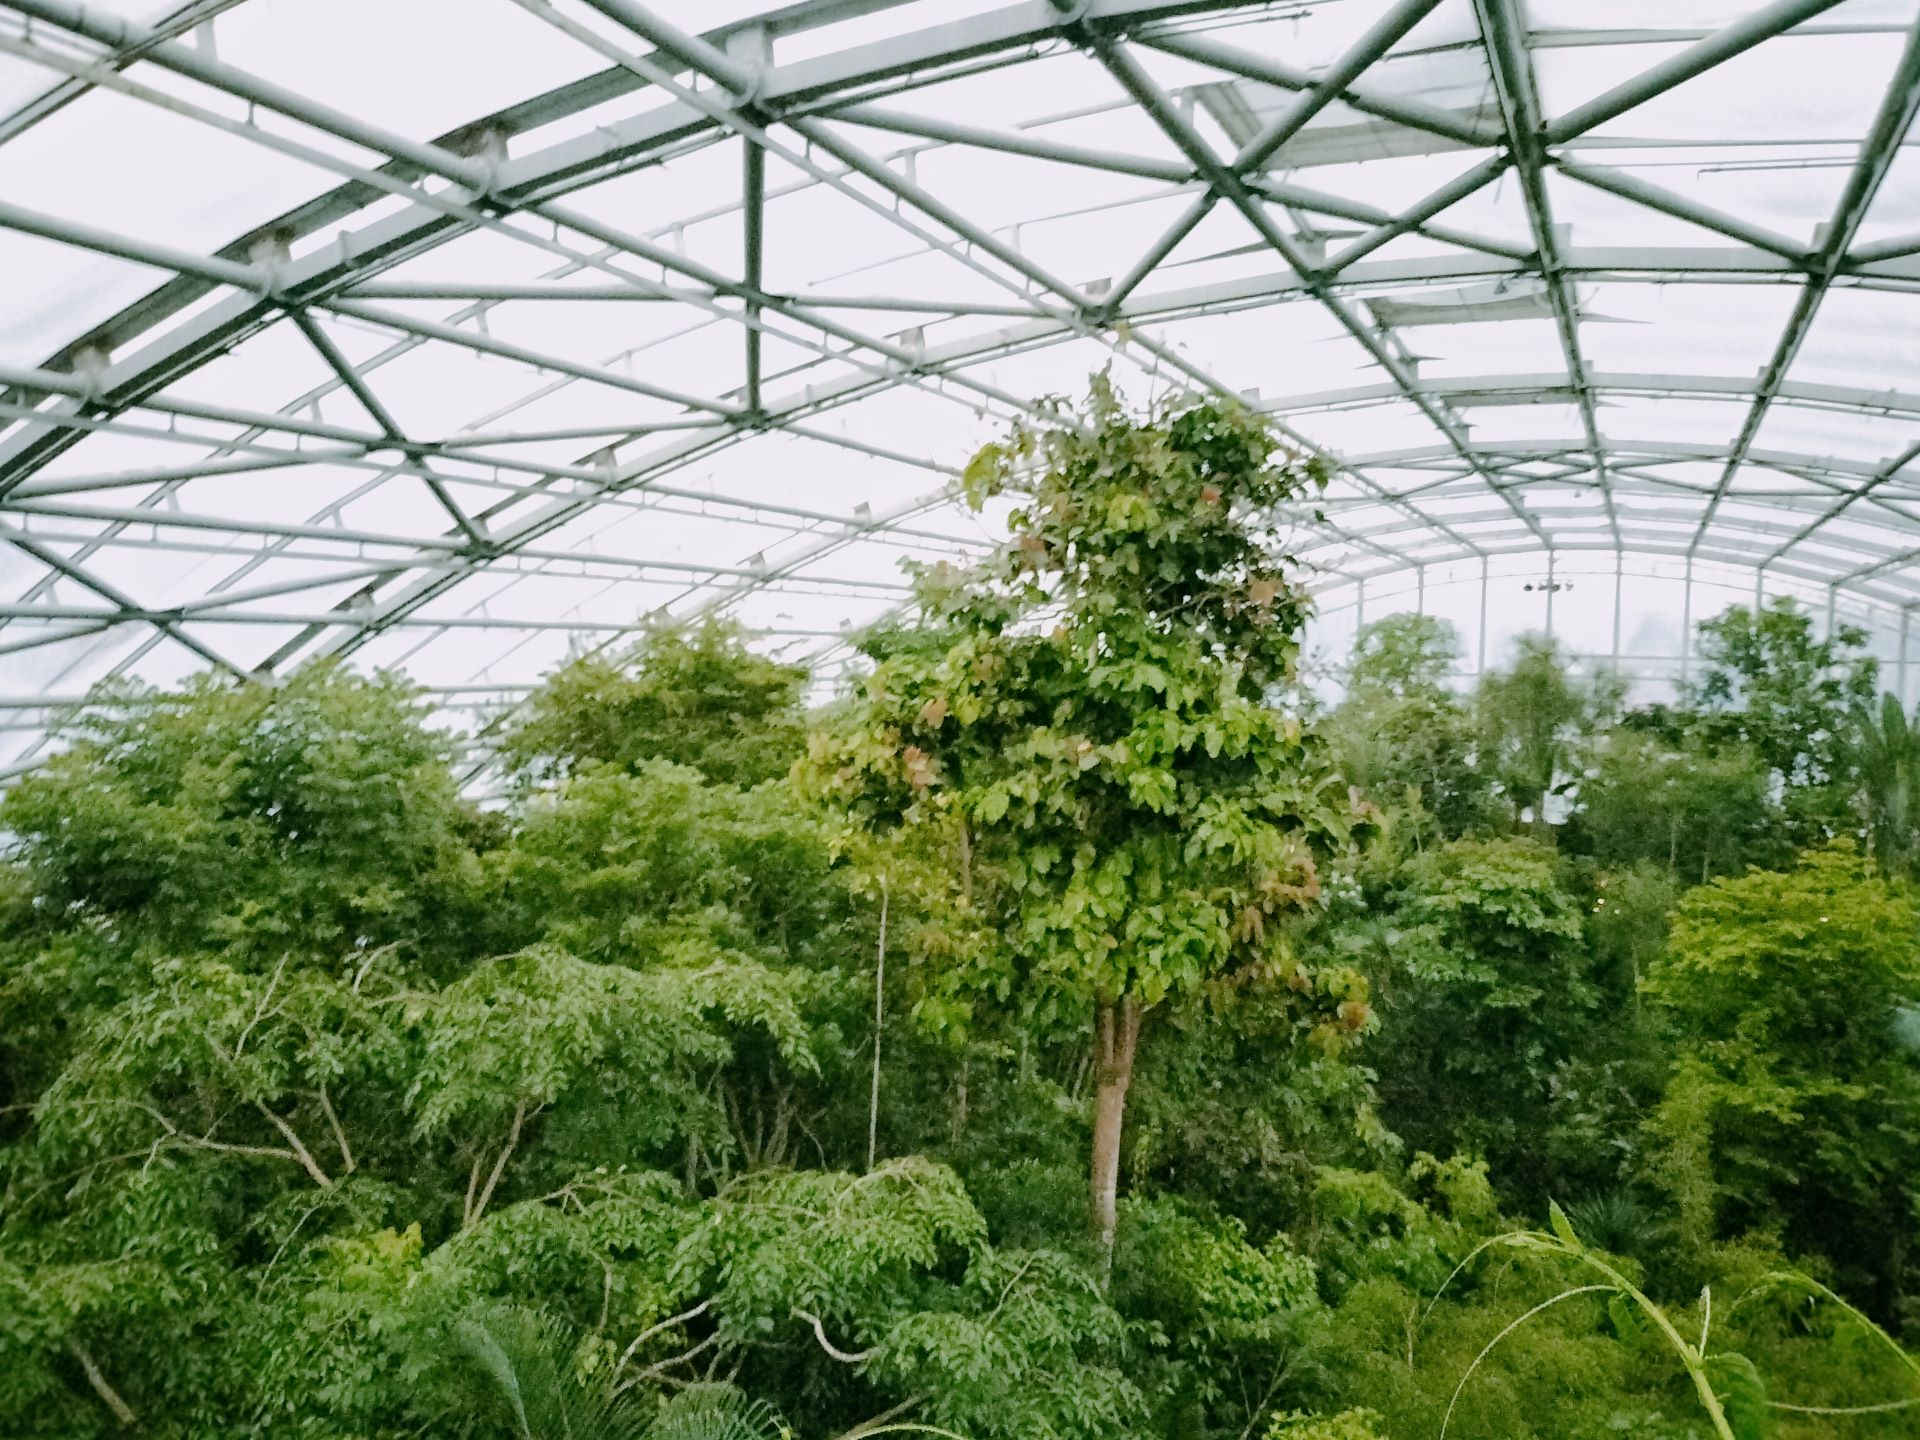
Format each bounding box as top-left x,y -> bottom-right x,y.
8,0 -> 1920,771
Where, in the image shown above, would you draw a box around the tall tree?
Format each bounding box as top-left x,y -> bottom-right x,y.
1683,597 -> 1876,838
1350,611 -> 1461,691
817,381 -> 1370,1265
1573,730 -> 1780,882
500,621 -> 807,789
1644,845 -> 1920,1314
1855,692 -> 1920,876
1329,613 -> 1494,843
1356,836 -> 1593,1198
1476,634 -> 1615,839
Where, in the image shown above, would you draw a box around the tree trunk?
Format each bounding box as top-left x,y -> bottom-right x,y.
1089,996 -> 1142,1278
868,879 -> 888,1173
66,1339 -> 137,1429
949,1055 -> 969,1147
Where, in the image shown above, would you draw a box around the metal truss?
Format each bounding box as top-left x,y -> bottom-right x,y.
5,0 -> 1920,753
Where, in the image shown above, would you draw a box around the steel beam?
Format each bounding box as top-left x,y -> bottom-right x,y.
338,282 -> 714,303
0,195 -> 268,292
830,101 -> 1529,267
0,601 -> 859,634
322,299 -> 745,418
1,496 -> 916,591
1321,155 -> 1513,275
288,308 -> 486,545
3,0 -> 493,188
1311,436 -> 1920,484
0,359 -> 399,453
1099,0 -> 1449,313
1261,369 -> 1920,422
1688,12 -> 1920,552
1087,34 -> 1544,548
0,519 -> 241,672
1474,0 -> 1620,548
826,101 -> 1192,182
786,116 -> 1094,308
1545,0 -> 1857,144
0,618 -> 115,658
1764,434 -> 1920,567
8,448 -> 358,498
743,134 -> 767,415
1136,26 -> 1503,151
1555,160 -> 1810,262
575,0 -> 757,96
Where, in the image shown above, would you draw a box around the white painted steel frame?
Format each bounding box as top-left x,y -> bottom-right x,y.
2,0 -> 1920,726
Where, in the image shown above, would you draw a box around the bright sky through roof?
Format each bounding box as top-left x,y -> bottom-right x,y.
5,0 -> 1920,768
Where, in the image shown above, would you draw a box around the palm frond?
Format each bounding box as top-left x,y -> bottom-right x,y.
649,1384 -> 789,1440
453,1304 -> 654,1440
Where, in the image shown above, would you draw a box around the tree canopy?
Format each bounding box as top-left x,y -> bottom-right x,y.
815,381 -> 1370,1263
2,395 -> 1916,1440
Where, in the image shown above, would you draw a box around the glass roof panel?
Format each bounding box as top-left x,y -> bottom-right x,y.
8,0 -> 1920,757
212,0 -> 602,138
0,79 -> 349,246
1538,28 -> 1904,144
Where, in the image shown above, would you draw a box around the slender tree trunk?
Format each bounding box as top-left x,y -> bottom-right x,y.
1886,1202 -> 1908,1321
1531,789 -> 1555,845
1089,995 -> 1142,1277
867,879 -> 888,1173
949,1055 -> 969,1147
66,1339 -> 137,1429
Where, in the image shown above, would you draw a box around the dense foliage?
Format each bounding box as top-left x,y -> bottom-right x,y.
812,382 -> 1371,1264
2,391 -> 1916,1439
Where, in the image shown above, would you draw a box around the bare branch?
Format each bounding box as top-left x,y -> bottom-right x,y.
837,1394 -> 924,1440
464,1150 -> 485,1226
66,1339 -> 138,1429
612,1329 -> 723,1394
233,952 -> 289,1058
314,1086 -> 355,1174
252,1101 -> 333,1189
614,1298 -> 713,1378
350,943 -> 398,995
794,1308 -> 878,1365
119,1098 -> 314,1175
466,1100 -> 527,1229
614,1305 -> 714,1382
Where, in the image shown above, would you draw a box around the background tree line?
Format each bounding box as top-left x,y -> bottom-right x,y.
0,391 -> 1916,1439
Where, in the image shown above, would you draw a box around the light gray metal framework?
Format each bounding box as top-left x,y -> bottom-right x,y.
5,0 -> 1920,767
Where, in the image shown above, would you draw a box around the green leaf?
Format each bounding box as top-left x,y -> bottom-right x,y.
1605,1294 -> 1645,1347
1703,1351 -> 1769,1440
962,442 -> 1006,503
1548,1200 -> 1581,1250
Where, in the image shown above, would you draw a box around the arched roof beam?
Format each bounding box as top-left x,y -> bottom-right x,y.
11,0 -> 1920,695
1265,371 -> 1920,423
1541,0 -> 1858,144
542,0 -> 1487,577
1091,0 -> 1452,315
828,103 -> 1531,267
1687,13 -> 1920,551
1474,0 -> 1621,548
1074,21 -> 1551,547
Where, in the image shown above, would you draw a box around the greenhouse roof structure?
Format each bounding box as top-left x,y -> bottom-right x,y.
7,0 -> 1920,766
